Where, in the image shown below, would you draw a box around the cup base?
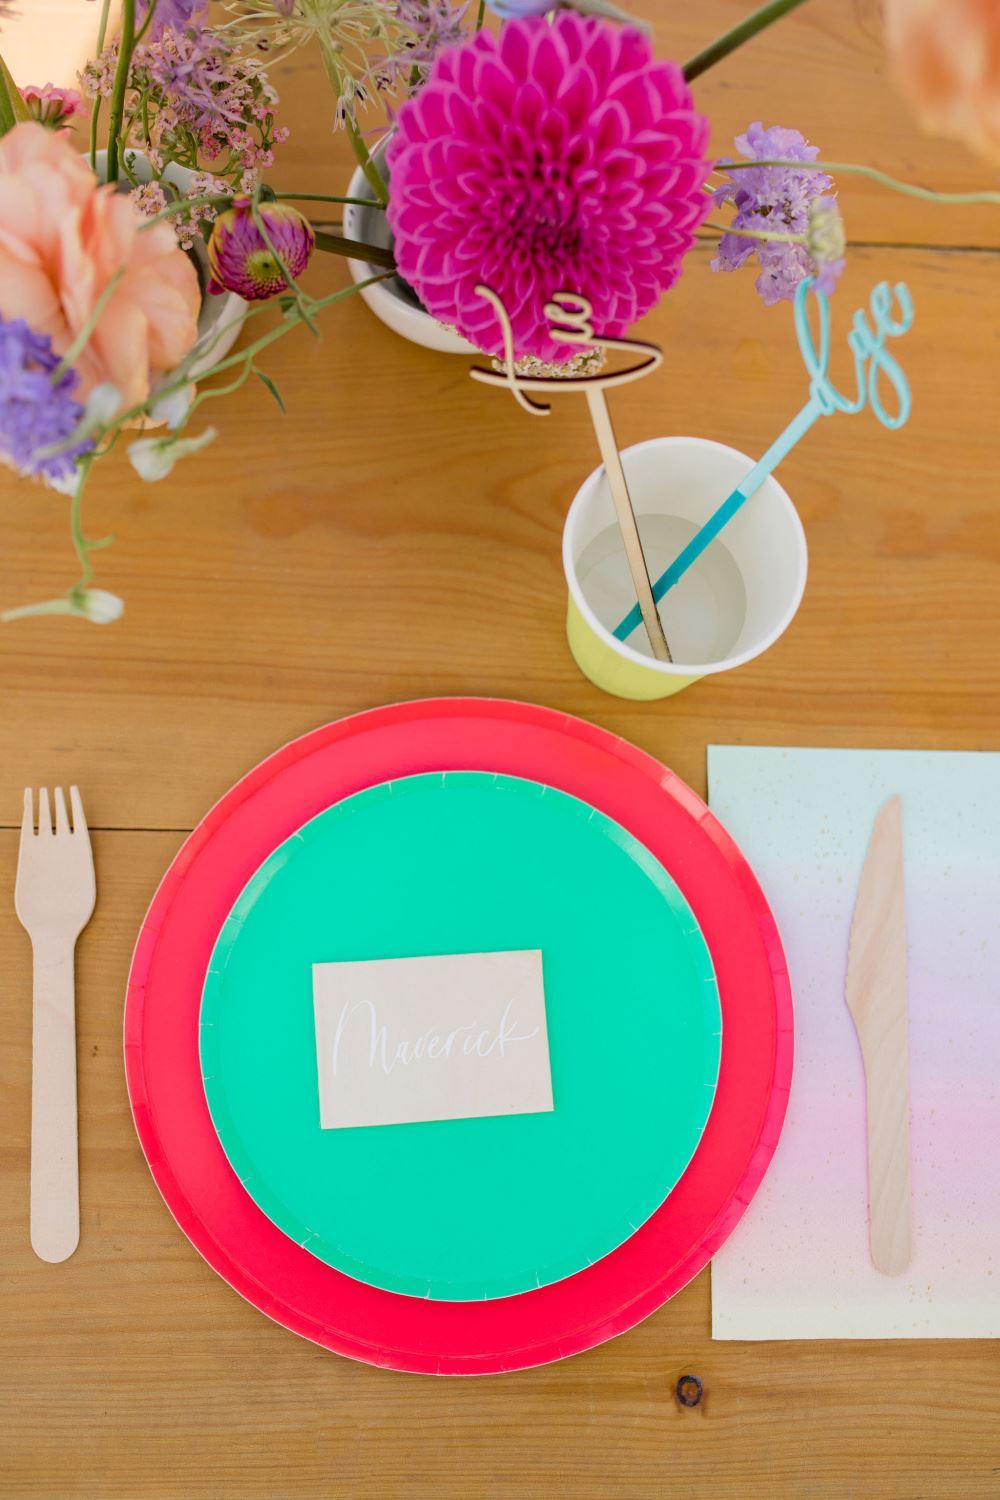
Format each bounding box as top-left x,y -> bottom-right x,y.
566,600 -> 701,701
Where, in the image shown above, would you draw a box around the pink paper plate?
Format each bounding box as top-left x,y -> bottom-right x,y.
124,698 -> 792,1375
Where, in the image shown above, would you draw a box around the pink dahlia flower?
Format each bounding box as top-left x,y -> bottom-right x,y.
386,12 -> 712,362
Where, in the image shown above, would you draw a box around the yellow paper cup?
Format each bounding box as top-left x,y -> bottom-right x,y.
563,436 -> 808,701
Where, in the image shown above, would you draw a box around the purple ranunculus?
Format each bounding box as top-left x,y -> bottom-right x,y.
207,198 -> 315,300
712,122 -> 842,306
0,318 -> 92,486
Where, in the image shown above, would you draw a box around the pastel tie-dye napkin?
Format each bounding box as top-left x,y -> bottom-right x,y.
709,746 -> 1000,1339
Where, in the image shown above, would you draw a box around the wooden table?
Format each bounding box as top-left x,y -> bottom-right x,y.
2,2 -> 999,1495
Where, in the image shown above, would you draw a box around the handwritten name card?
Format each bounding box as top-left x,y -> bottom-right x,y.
312,949 -> 553,1130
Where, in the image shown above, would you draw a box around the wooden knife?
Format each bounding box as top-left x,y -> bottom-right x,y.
845,794 -> 912,1276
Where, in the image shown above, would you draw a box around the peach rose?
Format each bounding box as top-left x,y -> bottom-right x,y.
0,122 -> 200,414
885,0 -> 1000,166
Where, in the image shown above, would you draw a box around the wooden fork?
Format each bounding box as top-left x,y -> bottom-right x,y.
15,787 -> 96,1263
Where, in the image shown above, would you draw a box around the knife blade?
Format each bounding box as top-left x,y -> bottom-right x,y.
845,794 -> 912,1276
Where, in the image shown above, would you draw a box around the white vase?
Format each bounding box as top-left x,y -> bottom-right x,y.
92,149 -> 248,378
341,145 -> 478,356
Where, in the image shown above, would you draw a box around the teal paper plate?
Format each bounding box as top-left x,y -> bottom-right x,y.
200,772 -> 722,1301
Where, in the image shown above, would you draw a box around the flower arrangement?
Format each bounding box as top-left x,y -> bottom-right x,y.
0,0 -> 997,624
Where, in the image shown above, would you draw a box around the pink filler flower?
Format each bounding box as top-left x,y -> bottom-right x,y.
0,124 -> 200,414
20,83 -> 87,129
386,12 -> 712,361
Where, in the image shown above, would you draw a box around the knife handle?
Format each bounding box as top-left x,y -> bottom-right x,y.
861,1021 -> 912,1276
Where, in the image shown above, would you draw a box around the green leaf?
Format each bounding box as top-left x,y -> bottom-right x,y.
254,369 -> 286,413
0,51 -> 31,137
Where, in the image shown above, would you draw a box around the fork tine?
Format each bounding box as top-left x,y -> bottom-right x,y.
54,786 -> 69,835
37,787 -> 51,836
69,785 -> 87,835
21,787 -> 33,838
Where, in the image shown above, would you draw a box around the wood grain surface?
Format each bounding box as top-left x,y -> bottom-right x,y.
2,2 -> 999,1496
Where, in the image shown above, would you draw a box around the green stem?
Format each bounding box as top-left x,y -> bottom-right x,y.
343,110 -> 388,205
315,33 -> 388,204
0,64 -> 14,136
187,361 -> 255,416
94,0 -> 113,52
69,458 -> 96,591
89,96 -> 102,172
476,0 -> 486,27
274,191 -> 384,209
134,0 -> 157,44
715,157 -> 1000,206
249,196 -> 317,329
138,191 -> 230,227
106,0 -> 136,184
314,229 -> 396,268
111,274 -> 392,429
703,219 -> 804,245
0,50 -> 30,134
684,0 -> 813,82
52,270 -> 125,380
8,275 -> 390,622
1,597 -> 84,622
85,0 -> 116,169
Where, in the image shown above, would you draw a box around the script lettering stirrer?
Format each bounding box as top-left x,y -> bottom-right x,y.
613,277 -> 915,643
470,285 -> 672,662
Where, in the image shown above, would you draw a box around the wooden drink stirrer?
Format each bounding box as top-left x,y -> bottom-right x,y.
470,286 -> 671,663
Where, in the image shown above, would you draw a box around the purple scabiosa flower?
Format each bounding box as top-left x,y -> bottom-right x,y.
137,0 -> 207,39
207,198 -> 314,300
712,122 -> 842,306
0,317 -> 92,486
806,196 -> 846,295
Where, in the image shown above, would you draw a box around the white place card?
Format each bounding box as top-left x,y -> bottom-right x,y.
312,949 -> 553,1130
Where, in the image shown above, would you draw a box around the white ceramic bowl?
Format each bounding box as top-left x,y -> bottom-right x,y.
92,149 -> 248,377
342,149 -> 478,356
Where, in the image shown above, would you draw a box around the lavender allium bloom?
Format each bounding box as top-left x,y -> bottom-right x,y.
137,0 -> 207,39
144,29 -> 245,129
0,318 -> 91,486
382,0 -> 470,86
712,122 -> 841,306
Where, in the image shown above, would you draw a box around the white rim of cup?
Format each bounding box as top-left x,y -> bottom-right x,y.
562,435 -> 809,678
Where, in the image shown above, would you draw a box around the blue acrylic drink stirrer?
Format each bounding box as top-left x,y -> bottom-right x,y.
612,277 -> 915,645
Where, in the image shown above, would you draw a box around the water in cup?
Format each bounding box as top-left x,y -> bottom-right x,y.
575,514 -> 748,666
